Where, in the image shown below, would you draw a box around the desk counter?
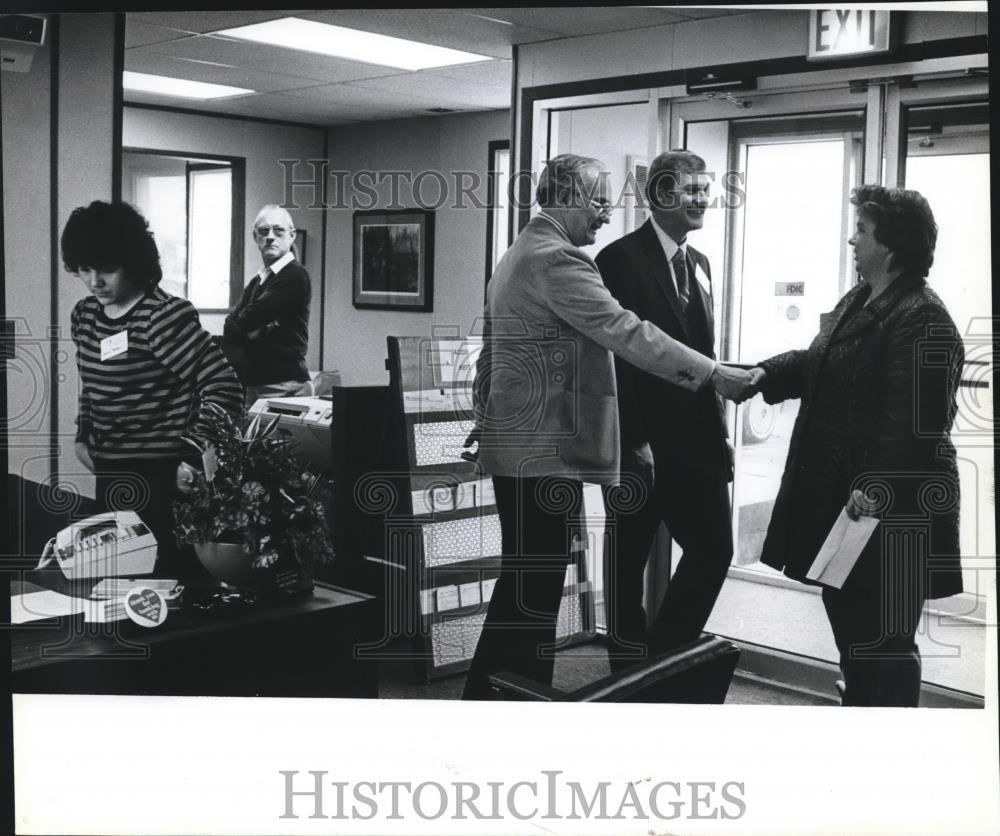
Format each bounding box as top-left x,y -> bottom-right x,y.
10,572 -> 379,698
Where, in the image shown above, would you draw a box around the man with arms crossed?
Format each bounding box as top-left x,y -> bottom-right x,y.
223,204 -> 311,407
462,153 -> 754,698
596,150 -> 734,670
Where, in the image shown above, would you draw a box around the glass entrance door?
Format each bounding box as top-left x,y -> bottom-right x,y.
900,99 -> 993,594
666,73 -> 988,692
727,118 -> 864,570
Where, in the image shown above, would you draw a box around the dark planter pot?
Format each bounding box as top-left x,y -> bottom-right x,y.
193,540 -> 314,599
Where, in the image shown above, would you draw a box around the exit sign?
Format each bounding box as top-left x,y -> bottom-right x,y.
808,9 -> 894,61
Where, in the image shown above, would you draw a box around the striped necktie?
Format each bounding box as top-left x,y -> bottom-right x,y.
671,249 -> 690,312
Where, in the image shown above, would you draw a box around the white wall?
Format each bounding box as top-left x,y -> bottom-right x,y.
518,10 -> 807,89
122,107 -> 326,370
322,109 -> 510,385
54,15 -> 120,496
2,15 -> 54,487
3,14 -> 121,491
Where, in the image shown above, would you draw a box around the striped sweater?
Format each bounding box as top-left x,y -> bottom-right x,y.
71,289 -> 243,461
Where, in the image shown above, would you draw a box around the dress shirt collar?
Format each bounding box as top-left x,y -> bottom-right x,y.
650,216 -> 686,263
257,250 -> 295,283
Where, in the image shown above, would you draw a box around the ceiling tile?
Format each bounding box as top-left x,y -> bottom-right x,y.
123,88 -> 259,111
129,11 -> 310,35
466,7 -> 686,37
422,59 -> 512,88
129,35 -> 403,85
349,73 -> 508,110
666,8 -> 748,21
125,90 -> 350,126
300,8 -> 554,57
279,82 -> 434,109
279,82 -> 486,119
125,20 -> 191,49
270,96 -> 430,124
124,50 -> 329,94
220,94 -> 360,125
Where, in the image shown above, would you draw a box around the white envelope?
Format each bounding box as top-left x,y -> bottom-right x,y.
807,509 -> 879,589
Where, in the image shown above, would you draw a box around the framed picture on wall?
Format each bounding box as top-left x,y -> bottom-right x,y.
293,228 -> 307,267
352,209 -> 434,311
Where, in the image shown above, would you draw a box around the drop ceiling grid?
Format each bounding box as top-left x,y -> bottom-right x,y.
123,7 -> 748,123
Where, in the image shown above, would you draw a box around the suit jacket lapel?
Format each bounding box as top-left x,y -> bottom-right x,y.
637,221 -> 691,341
688,246 -> 714,337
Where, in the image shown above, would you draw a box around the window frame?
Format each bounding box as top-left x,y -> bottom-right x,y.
484,139 -> 510,292
122,147 -> 246,317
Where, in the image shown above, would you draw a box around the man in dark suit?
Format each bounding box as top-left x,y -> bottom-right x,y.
596,149 -> 734,671
461,153 -> 756,699
223,204 -> 311,406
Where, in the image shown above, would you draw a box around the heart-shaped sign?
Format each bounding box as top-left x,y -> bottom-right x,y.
124,586 -> 168,628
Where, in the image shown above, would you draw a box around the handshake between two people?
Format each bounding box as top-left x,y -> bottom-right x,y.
709,364 -> 766,404
457,362 -> 766,458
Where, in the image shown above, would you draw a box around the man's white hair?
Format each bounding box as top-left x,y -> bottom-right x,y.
536,154 -> 605,208
253,204 -> 295,231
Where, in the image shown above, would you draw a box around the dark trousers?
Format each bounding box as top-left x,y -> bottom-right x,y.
602,461 -> 732,672
94,457 -> 206,580
462,475 -> 584,700
822,573 -> 925,707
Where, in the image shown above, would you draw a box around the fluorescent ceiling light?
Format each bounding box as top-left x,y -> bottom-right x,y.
215,17 -> 492,71
122,71 -> 253,99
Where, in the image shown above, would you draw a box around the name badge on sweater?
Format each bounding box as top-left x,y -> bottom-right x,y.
694,263 -> 711,295
100,330 -> 128,361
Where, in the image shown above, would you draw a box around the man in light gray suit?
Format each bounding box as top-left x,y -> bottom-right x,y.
461,153 -> 754,699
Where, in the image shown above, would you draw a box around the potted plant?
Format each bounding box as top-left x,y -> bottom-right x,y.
173,403 -> 334,596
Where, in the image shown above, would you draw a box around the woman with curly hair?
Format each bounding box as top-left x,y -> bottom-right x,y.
752,185 -> 965,706
62,200 -> 243,576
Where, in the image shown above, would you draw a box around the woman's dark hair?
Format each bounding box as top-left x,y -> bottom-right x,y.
850,184 -> 937,278
60,200 -> 162,288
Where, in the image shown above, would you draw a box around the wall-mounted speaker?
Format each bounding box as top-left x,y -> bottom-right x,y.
1,14 -> 47,74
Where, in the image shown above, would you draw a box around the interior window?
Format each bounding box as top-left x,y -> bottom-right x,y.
122,150 -> 240,335
487,142 -> 511,281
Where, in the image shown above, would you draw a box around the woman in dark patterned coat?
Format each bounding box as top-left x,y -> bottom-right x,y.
752,185 -> 964,707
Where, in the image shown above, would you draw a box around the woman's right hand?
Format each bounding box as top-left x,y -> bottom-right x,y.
74,441 -> 94,472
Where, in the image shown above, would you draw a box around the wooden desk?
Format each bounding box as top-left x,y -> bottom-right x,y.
10,571 -> 379,698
